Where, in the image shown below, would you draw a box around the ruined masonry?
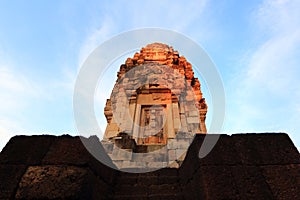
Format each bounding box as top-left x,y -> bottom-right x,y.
1,134 -> 299,199
101,43 -> 208,169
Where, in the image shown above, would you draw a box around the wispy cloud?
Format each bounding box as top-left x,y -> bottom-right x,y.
78,0 -> 211,68
78,16 -> 116,69
226,0 -> 300,149
76,0 -> 211,139
255,0 -> 300,36
0,63 -> 41,150
0,56 -> 77,150
126,0 -> 208,30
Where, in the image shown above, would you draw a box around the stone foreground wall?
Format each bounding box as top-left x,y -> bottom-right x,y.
0,133 -> 299,199
102,131 -> 195,170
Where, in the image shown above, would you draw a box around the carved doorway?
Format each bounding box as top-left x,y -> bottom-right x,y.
139,105 -> 167,145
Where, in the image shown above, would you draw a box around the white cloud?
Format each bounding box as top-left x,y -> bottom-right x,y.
225,0 -> 300,149
0,66 -> 42,109
75,0 -> 211,139
0,64 -> 41,150
255,0 -> 300,36
246,31 -> 300,95
0,61 -> 79,150
78,16 -> 116,70
127,0 -> 208,30
78,0 -> 210,68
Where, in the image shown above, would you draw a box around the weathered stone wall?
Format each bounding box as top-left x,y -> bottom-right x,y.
102,43 -> 208,169
0,133 -> 299,199
102,131 -> 194,170
104,43 -> 208,141
0,135 -> 116,199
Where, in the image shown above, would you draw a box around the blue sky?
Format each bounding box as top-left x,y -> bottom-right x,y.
0,0 -> 299,151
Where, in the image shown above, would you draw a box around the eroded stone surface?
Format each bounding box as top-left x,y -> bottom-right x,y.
102,43 -> 208,169
0,133 -> 299,199
16,165 -> 89,199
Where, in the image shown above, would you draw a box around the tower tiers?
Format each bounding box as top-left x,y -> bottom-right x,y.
102,43 -> 207,169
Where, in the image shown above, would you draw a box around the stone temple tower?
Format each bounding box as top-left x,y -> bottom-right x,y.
102,43 -> 207,170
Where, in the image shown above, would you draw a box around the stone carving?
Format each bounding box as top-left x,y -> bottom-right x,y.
102,43 -> 208,169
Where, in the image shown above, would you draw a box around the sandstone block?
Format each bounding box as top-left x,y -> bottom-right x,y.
168,161 -> 179,168
188,110 -> 199,117
111,148 -> 132,161
101,142 -> 114,154
167,139 -> 176,149
176,149 -> 187,160
168,149 -> 176,160
0,164 -> 27,199
0,135 -> 56,165
186,116 -> 199,124
176,139 -> 191,149
261,164 -> 300,199
15,165 -> 95,199
147,162 -> 164,169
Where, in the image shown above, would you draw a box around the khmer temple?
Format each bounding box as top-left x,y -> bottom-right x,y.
0,43 -> 299,199
101,43 -> 208,169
